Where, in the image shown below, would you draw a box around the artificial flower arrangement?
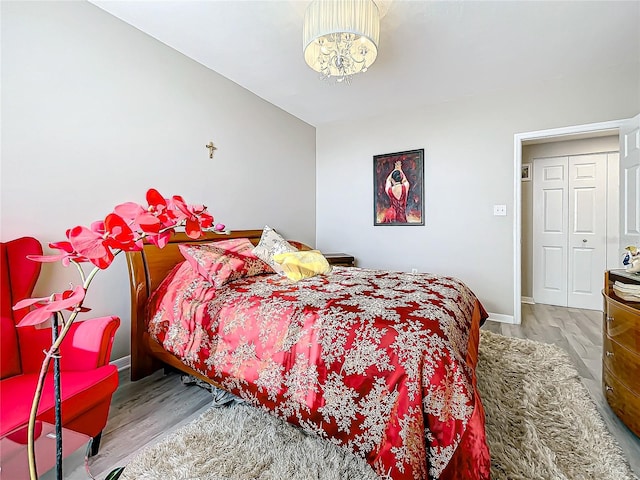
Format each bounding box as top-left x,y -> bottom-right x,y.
12,188 -> 224,480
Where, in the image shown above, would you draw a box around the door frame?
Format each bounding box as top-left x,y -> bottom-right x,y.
513,119 -> 625,324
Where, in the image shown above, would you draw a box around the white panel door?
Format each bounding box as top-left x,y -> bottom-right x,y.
533,154 -> 607,309
620,114 -> 640,253
567,154 -> 607,310
533,157 -> 568,307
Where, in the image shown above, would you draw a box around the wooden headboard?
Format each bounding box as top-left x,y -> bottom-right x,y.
125,229 -> 264,380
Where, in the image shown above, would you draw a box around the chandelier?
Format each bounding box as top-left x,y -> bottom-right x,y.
303,0 -> 380,83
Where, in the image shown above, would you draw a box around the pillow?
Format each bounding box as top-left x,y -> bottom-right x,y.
179,238 -> 273,288
252,225 -> 298,275
212,237 -> 257,254
272,250 -> 332,282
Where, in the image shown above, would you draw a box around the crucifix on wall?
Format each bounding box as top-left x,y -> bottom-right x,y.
205,141 -> 217,159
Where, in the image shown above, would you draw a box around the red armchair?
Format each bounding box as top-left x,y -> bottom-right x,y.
0,237 -> 120,454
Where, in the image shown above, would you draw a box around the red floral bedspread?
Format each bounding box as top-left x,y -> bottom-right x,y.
147,264 -> 491,480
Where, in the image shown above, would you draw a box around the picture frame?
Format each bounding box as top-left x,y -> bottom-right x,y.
373,148 -> 424,226
521,163 -> 532,182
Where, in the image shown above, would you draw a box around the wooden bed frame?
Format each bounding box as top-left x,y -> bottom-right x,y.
125,229 -> 265,382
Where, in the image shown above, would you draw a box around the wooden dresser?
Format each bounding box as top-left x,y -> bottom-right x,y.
602,269 -> 640,437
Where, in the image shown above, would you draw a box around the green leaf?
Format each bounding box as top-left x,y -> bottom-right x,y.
104,466 -> 125,480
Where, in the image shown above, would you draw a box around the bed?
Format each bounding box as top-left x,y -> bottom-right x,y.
125,229 -> 490,480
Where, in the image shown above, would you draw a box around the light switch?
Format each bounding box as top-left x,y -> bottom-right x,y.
493,205 -> 507,216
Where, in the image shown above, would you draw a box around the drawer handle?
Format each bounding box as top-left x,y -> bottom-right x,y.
605,385 -> 614,393
606,351 -> 614,357
606,316 -> 614,323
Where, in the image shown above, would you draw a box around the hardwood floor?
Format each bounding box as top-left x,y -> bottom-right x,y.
67,369 -> 212,479
69,303 -> 640,479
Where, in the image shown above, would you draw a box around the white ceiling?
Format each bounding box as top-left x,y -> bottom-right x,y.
90,0 -> 639,127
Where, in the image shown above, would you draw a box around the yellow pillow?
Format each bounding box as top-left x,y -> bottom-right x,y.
272,250 -> 332,282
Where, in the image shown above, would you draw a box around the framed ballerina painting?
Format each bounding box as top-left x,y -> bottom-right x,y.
373,148 -> 424,226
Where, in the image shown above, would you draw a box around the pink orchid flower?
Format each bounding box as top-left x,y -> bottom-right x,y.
68,223 -> 115,269
103,213 -> 143,252
138,189 -> 185,247
113,203 -> 169,249
113,201 -> 163,234
68,213 -> 149,267
172,196 -> 214,239
114,189 -> 179,239
27,241 -> 87,267
146,188 -> 178,228
145,230 -> 173,249
113,201 -> 145,226
13,285 -> 86,327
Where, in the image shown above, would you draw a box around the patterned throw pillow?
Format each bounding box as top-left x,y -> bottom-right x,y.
213,237 -> 256,255
179,238 -> 273,288
272,250 -> 332,282
252,225 -> 298,275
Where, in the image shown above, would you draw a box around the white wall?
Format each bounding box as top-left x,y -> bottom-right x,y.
521,136 -> 619,299
316,64 -> 639,318
1,1 -> 316,360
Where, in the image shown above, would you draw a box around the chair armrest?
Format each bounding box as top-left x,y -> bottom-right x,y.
60,316 -> 120,370
18,316 -> 120,373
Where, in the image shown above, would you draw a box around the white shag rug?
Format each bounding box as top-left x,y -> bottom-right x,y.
121,330 -> 637,480
478,331 -> 636,480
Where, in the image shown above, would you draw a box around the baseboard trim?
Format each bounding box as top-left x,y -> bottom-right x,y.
487,312 -> 517,324
111,355 -> 131,372
521,296 -> 534,305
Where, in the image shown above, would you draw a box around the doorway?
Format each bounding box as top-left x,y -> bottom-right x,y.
529,150 -> 617,310
513,119 -> 628,325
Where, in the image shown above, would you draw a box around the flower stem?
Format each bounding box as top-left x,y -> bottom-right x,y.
25,253 -> 121,479
71,259 -> 86,284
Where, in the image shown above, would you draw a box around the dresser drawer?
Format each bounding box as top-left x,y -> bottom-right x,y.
603,336 -> 640,394
603,366 -> 640,437
604,298 -> 640,352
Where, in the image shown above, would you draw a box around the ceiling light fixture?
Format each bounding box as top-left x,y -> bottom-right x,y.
303,0 -> 380,83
